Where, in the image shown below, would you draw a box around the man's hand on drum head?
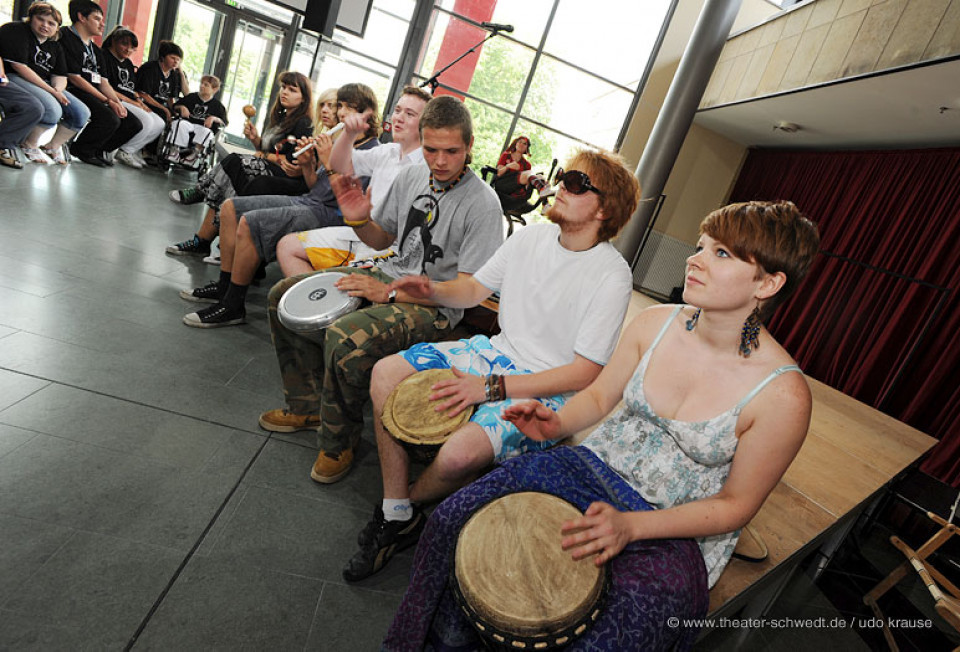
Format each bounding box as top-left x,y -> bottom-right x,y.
428,367 -> 484,417
331,174 -> 373,224
502,401 -> 562,441
560,501 -> 632,566
389,275 -> 433,301
335,273 -> 391,302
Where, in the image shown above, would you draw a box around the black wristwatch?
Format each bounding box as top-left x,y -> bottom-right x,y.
387,289 -> 397,304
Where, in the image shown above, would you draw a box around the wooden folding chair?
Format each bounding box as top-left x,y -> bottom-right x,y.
864,509 -> 960,651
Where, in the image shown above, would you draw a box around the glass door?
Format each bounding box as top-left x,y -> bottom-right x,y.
171,0 -> 227,91
170,0 -> 291,147
218,19 -> 285,145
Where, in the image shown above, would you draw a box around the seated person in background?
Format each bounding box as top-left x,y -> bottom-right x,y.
313,86 -> 338,135
101,26 -> 165,170
492,135 -> 549,211
383,201 -> 820,651
276,85 -> 432,277
0,56 -> 45,169
257,96 -> 503,486
135,40 -> 186,121
59,0 -> 142,167
0,1 -> 90,165
343,150 -> 640,582
166,74 -> 228,165
165,71 -> 314,257
179,82 -> 381,328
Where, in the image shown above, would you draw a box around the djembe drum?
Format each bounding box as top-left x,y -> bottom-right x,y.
382,368 -> 473,463
277,272 -> 362,342
454,492 -> 607,649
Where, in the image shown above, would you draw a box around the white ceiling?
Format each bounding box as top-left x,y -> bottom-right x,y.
693,57 -> 960,150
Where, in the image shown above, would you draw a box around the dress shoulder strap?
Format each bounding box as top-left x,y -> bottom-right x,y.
647,305 -> 684,354
735,364 -> 803,411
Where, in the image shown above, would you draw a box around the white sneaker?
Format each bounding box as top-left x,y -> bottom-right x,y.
202,254 -> 221,266
131,151 -> 148,168
115,150 -> 144,169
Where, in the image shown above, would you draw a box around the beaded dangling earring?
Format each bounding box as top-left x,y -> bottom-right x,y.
685,307 -> 701,331
739,306 -> 762,357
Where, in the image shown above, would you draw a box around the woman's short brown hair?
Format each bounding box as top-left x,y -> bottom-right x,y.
564,148 -> 641,243
700,201 -> 820,319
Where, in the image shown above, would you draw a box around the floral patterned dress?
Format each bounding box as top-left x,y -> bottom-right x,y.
584,304 -> 801,586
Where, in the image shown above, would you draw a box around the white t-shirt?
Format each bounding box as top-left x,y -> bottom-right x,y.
351,143 -> 425,222
473,223 -> 632,372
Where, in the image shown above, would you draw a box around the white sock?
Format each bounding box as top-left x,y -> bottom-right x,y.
382,499 -> 412,522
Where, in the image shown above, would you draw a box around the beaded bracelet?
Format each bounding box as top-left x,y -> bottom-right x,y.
484,374 -> 506,402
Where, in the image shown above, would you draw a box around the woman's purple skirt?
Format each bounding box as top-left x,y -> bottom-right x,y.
382,445 -> 709,651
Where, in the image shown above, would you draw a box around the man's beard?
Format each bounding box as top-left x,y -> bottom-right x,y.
544,202 -> 587,234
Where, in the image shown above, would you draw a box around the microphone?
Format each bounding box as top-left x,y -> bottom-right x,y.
480,22 -> 514,33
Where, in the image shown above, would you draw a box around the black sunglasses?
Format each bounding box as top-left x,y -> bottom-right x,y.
559,170 -> 603,196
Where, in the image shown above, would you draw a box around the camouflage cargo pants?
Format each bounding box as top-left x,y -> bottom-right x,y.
267,267 -> 452,453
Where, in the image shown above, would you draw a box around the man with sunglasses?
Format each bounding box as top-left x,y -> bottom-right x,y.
342,149 -> 641,581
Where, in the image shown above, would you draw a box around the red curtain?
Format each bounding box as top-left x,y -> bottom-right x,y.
728,147 -> 960,485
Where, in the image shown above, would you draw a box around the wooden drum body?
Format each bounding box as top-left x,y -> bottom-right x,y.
277,272 -> 361,342
382,368 -> 473,463
454,492 -> 607,649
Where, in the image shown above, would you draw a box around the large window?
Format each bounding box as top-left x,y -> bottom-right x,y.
417,0 -> 674,178
2,0 -> 14,22
298,0 -> 417,118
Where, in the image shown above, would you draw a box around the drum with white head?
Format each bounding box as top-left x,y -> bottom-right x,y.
278,272 -> 362,342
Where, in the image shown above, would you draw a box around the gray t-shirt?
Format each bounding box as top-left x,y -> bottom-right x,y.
376,165 -> 503,326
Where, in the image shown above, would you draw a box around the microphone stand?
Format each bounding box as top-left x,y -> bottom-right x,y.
420,27 -> 505,92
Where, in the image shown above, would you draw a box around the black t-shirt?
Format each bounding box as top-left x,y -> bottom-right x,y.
102,51 -> 139,100
0,21 -> 68,82
136,60 -> 182,105
58,25 -> 105,87
175,92 -> 228,125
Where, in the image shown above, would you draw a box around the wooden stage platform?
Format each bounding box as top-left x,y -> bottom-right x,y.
706,378 -> 937,621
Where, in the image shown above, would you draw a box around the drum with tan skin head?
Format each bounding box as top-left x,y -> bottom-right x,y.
382,368 -> 474,463
454,491 -> 608,649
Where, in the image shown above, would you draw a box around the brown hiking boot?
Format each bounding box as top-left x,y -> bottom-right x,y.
258,409 -> 321,433
310,448 -> 354,484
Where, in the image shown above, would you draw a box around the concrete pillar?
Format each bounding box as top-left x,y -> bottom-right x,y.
616,0 -> 743,267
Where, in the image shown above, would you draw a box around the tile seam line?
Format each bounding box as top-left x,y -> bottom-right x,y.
123,431 -> 274,650
0,366 -> 267,436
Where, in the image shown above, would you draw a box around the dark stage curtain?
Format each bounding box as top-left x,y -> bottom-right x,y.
728,147 -> 960,485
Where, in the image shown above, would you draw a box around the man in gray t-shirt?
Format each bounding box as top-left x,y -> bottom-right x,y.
259,96 -> 503,485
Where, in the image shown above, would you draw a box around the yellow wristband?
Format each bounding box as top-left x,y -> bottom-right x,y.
343,216 -> 369,227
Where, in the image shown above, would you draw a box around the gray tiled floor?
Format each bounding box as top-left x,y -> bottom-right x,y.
0,162 -> 401,650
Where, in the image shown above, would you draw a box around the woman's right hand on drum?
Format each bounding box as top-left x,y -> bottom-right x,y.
502,401 -> 563,441
561,501 -> 633,566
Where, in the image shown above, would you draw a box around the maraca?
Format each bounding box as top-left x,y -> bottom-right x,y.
242,104 -> 256,120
